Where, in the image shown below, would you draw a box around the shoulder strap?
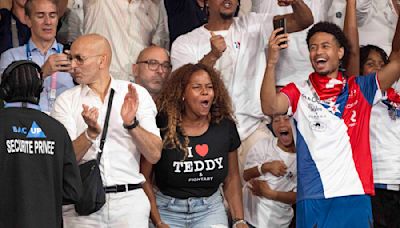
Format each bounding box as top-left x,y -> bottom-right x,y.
96,89 -> 115,162
11,17 -> 19,48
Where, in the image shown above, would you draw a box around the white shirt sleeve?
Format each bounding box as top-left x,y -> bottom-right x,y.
51,91 -> 78,140
246,13 -> 274,50
244,139 -> 272,170
171,35 -> 200,71
356,0 -> 373,26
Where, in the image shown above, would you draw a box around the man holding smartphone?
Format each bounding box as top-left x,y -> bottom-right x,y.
0,0 -> 74,113
171,0 -> 314,182
261,21 -> 400,227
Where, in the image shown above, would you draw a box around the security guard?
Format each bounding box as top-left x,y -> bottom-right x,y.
0,60 -> 82,228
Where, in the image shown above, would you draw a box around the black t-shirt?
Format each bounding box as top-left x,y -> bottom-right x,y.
0,9 -> 31,55
0,107 -> 82,228
155,117 -> 241,199
164,0 -> 207,45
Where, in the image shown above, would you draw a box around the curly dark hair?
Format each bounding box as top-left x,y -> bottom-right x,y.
306,21 -> 349,69
360,44 -> 389,75
156,63 -> 235,158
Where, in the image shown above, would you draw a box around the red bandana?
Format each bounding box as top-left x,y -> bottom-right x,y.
309,72 -> 346,101
386,88 -> 400,107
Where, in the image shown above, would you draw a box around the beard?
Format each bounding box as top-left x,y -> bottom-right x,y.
220,12 -> 234,20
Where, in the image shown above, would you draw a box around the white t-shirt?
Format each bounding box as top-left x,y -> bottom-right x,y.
370,81 -> 400,185
171,13 -> 273,140
51,78 -> 160,186
326,0 -> 398,55
83,0 -> 169,81
243,138 -> 297,228
251,0 -> 326,86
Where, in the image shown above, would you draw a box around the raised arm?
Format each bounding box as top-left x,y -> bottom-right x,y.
343,0 -> 360,76
278,0 -> 314,33
121,84 -> 162,164
72,105 -> 102,161
378,17 -> 400,90
199,32 -> 226,68
390,9 -> 400,58
260,28 -> 290,116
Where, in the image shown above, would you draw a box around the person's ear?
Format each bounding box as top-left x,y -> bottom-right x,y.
338,47 -> 344,60
132,63 -> 139,77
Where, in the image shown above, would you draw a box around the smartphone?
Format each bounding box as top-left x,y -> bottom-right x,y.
273,17 -> 287,46
61,42 -> 72,68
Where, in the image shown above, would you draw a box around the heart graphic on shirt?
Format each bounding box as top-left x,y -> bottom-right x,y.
195,144 -> 209,157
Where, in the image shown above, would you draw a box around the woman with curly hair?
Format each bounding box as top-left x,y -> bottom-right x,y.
141,63 -> 248,228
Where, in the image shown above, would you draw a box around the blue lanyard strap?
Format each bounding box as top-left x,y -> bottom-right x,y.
4,102 -> 41,110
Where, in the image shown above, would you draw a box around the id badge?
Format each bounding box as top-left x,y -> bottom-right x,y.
49,88 -> 57,100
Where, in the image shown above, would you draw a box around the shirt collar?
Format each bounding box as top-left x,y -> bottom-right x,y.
27,38 -> 61,53
80,76 -> 118,97
4,102 -> 41,110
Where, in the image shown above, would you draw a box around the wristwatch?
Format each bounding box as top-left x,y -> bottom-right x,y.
232,219 -> 247,228
123,118 -> 139,130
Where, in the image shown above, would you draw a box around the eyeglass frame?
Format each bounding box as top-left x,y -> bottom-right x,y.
136,59 -> 172,72
68,54 -> 104,65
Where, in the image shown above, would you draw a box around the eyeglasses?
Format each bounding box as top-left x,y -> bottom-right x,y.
68,54 -> 103,65
137,59 -> 172,72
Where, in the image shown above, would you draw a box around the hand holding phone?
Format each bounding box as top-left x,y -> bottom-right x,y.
273,17 -> 287,46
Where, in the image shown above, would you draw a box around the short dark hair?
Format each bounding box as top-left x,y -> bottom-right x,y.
306,22 -> 349,68
25,0 -> 58,17
360,45 -> 389,75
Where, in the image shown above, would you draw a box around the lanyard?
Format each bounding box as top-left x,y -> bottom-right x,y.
4,102 -> 41,110
25,42 -> 61,104
10,17 -> 19,48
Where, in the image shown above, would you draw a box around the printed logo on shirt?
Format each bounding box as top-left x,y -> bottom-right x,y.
11,121 -> 46,139
7,121 -> 54,155
195,144 -> 208,157
26,121 -> 46,138
172,144 -> 224,183
310,121 -> 327,132
233,41 -> 240,49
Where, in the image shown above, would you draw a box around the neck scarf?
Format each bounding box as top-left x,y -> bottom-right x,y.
309,72 -> 346,101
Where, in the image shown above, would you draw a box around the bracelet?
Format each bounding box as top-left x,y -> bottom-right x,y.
123,118 -> 139,130
232,219 -> 247,227
257,164 -> 263,175
84,129 -> 96,144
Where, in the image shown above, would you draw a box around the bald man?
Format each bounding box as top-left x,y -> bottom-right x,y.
51,34 -> 162,227
132,46 -> 171,101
